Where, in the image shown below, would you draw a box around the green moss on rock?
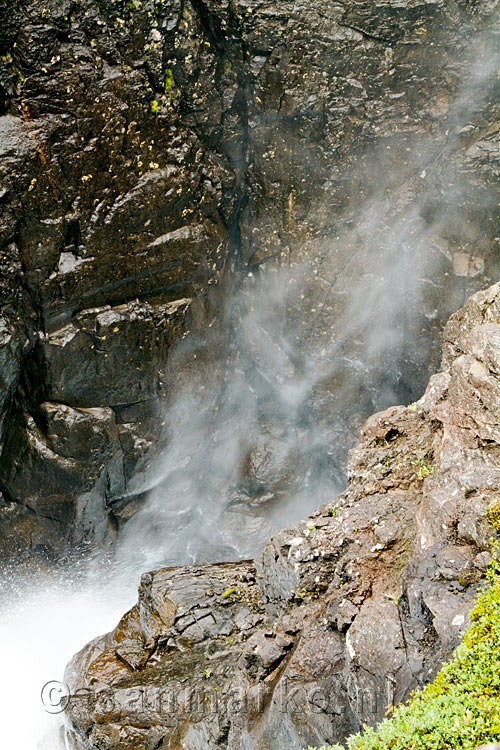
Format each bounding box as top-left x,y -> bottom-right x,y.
487,501 -> 500,531
309,568 -> 500,750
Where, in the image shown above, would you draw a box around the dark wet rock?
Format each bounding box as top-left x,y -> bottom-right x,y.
64,283 -> 500,749
0,293 -> 191,553
0,403 -> 123,555
0,498 -> 56,568
35,298 -> 191,408
0,314 -> 22,441
0,0 -> 233,559
65,561 -> 268,748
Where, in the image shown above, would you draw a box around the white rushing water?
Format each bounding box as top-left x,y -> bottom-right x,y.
0,575 -> 136,749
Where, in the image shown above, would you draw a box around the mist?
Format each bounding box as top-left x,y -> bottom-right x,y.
114,26 -> 500,568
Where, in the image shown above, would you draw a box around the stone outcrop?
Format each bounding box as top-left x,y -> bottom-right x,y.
64,282 -> 500,750
0,0 -> 499,564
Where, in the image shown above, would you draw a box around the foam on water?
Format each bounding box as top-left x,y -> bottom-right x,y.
0,574 -> 135,750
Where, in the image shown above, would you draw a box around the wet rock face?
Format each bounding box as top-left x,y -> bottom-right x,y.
0,298 -> 191,563
1,404 -> 122,554
223,0 -> 500,392
0,1 -> 499,558
65,283 -> 500,749
0,0 -> 230,559
34,298 -> 191,409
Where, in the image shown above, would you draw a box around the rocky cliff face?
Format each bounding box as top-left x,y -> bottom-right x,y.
0,0 -> 229,565
64,282 -> 500,750
0,0 -> 499,568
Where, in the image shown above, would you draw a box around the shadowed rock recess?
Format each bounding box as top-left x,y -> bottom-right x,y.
1,0 -> 500,567
64,283 -> 500,749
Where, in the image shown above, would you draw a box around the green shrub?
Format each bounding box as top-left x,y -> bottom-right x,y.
309,563 -> 500,750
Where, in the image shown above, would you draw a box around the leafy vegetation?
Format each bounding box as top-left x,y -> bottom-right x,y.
487,500 -> 500,531
411,454 -> 434,480
308,554 -> 500,750
165,68 -> 175,94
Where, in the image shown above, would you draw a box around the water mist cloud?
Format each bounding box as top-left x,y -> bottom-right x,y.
112,15 -> 500,575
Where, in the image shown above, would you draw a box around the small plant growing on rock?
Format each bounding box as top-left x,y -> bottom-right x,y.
165,68 -> 175,94
487,500 -> 500,530
164,68 -> 180,104
488,536 -> 500,578
391,591 -> 401,606
298,587 -> 312,600
411,454 -> 434,481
